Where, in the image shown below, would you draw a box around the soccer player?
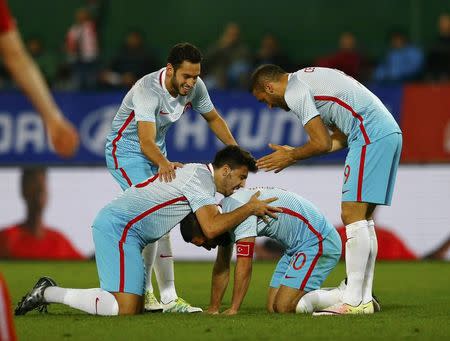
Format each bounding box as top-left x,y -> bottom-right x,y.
105,42 -> 237,313
15,146 -> 282,316
0,0 -> 79,158
180,187 -> 342,315
250,65 -> 402,314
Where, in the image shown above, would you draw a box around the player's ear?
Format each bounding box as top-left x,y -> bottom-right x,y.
222,164 -> 231,177
166,63 -> 174,76
264,82 -> 274,94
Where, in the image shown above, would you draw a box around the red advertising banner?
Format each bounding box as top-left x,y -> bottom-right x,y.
401,84 -> 450,162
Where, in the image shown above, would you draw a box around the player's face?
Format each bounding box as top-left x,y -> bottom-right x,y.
220,165 -> 249,197
253,89 -> 290,111
169,61 -> 200,96
191,235 -> 218,251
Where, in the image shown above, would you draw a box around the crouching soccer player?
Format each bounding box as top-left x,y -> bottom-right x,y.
188,187 -> 344,315
14,146 -> 281,316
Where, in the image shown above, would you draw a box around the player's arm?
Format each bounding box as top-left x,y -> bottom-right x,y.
329,125 -> 348,153
195,192 -> 281,239
0,29 -> 79,157
223,237 -> 255,315
207,243 -> 233,314
202,109 -> 237,146
137,121 -> 182,182
257,116 -> 331,172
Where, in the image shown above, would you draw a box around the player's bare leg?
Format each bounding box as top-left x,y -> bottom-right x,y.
267,287 -> 279,313
273,285 -> 305,313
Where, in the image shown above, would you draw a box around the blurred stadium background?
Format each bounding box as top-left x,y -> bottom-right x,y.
1,1 -> 450,340
1,1 -> 449,261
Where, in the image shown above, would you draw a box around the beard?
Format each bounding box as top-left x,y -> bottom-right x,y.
272,94 -> 290,111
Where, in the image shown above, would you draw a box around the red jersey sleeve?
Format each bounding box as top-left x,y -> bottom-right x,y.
0,0 -> 15,33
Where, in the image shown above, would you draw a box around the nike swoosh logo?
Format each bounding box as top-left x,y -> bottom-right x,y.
285,275 -> 296,279
342,190 -> 349,194
159,254 -> 173,258
159,111 -> 170,115
95,297 -> 99,315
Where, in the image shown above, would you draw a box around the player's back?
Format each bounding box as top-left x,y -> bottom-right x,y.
222,188 -> 335,254
94,163 -> 214,244
288,67 -> 401,146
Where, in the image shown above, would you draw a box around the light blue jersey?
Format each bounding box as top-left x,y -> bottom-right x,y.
221,188 -> 335,255
105,67 -> 214,169
285,67 -> 401,147
93,163 -> 216,245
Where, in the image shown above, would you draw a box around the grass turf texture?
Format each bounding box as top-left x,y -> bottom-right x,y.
2,261 -> 449,340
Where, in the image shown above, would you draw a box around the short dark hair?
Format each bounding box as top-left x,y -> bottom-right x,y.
212,146 -> 257,173
167,42 -> 202,70
21,167 -> 46,191
250,64 -> 286,92
180,212 -> 231,246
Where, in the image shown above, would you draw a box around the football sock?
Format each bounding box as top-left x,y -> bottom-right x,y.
342,219 -> 370,306
142,242 -> 158,293
362,219 -> 377,304
296,288 -> 342,313
44,287 -> 119,316
154,233 -> 177,304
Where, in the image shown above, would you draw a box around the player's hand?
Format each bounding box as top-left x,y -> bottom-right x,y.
256,144 -> 297,173
158,160 -> 183,182
248,191 -> 282,223
47,116 -> 80,158
222,308 -> 238,316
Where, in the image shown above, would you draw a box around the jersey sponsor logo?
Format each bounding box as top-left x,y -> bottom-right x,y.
284,275 -> 296,279
304,67 -> 315,73
342,190 -> 349,194
80,105 -> 118,156
159,111 -> 170,115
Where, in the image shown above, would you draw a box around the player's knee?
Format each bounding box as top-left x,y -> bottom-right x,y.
114,293 -> 143,315
266,302 -> 275,313
118,302 -> 142,315
273,300 -> 294,313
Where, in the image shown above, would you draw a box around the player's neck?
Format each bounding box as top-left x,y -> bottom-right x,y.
23,211 -> 43,235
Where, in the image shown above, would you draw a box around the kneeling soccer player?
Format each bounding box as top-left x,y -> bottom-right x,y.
14,146 -> 281,316
193,187 -> 344,315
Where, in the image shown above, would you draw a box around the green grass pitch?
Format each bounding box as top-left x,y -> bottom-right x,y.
2,261 -> 449,340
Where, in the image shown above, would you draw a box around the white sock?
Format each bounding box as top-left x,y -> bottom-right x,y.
342,220 -> 370,306
142,242 -> 158,293
154,233 -> 177,304
296,288 -> 343,313
44,287 -> 118,316
362,220 -> 377,304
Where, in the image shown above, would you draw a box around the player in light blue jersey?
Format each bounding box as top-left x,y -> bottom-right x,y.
15,146 -> 282,316
180,187 -> 343,315
250,65 -> 402,315
104,43 -> 238,313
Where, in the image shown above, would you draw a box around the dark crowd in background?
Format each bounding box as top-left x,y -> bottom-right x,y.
0,1 -> 449,91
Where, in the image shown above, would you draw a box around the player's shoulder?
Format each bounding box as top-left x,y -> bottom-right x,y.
180,163 -> 212,179
133,68 -> 165,93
